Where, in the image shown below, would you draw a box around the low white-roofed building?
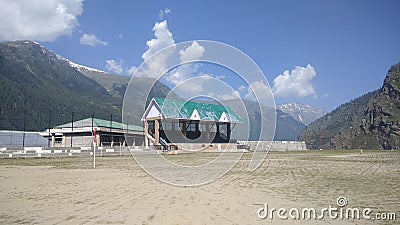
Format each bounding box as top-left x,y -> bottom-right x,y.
42,118 -> 144,147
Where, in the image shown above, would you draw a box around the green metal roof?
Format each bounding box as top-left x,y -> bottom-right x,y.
152,98 -> 243,123
55,118 -> 144,131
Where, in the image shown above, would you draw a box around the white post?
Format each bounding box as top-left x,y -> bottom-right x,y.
93,128 -> 97,168
93,142 -> 96,168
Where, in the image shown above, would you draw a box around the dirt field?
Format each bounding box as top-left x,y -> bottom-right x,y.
0,150 -> 399,224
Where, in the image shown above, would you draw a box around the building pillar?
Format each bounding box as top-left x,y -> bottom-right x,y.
155,119 -> 160,145
51,133 -> 55,147
182,121 -> 187,136
206,123 -> 210,140
227,123 -> 231,142
62,134 -> 66,147
144,120 -> 149,148
110,130 -> 114,147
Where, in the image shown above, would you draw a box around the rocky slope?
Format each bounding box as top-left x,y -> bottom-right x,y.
0,40 -> 120,131
299,63 -> 400,149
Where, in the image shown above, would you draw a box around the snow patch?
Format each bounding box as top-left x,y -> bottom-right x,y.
15,40 -> 107,74
68,61 -> 107,74
278,102 -> 327,125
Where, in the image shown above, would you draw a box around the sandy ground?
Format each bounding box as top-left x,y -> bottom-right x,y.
0,150 -> 399,225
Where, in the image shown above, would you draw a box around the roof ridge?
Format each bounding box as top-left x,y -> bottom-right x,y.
150,97 -> 243,122
54,117 -> 144,131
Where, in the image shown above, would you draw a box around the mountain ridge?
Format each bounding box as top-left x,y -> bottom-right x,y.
299,63 -> 400,149
0,40 -> 175,131
0,40 -> 122,131
278,102 -> 327,125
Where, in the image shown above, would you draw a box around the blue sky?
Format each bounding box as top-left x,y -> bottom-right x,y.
1,0 -> 399,111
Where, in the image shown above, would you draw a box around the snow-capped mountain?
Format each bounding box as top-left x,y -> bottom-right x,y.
8,40 -> 107,76
278,102 -> 327,126
55,53 -> 107,75
68,60 -> 108,74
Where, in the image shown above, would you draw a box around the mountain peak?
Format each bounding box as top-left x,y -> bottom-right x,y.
278,102 -> 327,125
381,63 -> 400,96
3,40 -> 108,75
3,40 -> 46,50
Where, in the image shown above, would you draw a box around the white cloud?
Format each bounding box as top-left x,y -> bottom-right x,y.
215,74 -> 226,80
272,64 -> 316,98
142,20 -> 175,60
172,75 -> 241,101
0,0 -> 83,41
130,20 -> 207,89
129,20 -> 234,100
127,66 -> 138,76
164,41 -> 205,86
133,20 -> 175,78
238,85 -> 247,92
179,41 -> 205,62
159,8 -> 171,19
173,75 -> 212,94
80,34 -> 108,46
105,59 -> 123,74
165,66 -> 190,85
244,80 -> 273,101
208,90 -> 241,101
